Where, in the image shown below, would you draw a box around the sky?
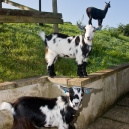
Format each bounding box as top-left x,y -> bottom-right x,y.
2,0 -> 129,28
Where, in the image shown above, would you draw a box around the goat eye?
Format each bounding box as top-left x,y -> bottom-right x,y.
77,88 -> 80,92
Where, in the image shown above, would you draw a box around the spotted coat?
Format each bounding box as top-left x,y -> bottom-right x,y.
39,24 -> 97,78
0,86 -> 93,129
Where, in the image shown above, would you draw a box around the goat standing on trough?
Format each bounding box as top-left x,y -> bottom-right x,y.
86,1 -> 111,29
39,24 -> 98,78
0,86 -> 93,129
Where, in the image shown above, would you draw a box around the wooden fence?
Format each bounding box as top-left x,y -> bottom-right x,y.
0,0 -> 63,32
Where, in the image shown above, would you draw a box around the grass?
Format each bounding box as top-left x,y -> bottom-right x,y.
0,23 -> 129,82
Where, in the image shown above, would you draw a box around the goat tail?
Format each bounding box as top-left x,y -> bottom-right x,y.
39,31 -> 46,41
0,102 -> 13,111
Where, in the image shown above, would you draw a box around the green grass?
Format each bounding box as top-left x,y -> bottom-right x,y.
0,23 -> 129,82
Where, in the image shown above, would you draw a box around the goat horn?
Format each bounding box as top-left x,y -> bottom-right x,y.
77,22 -> 85,30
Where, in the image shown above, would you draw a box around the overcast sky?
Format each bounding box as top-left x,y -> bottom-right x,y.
2,0 -> 129,28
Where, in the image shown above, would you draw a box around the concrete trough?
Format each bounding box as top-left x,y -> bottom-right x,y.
0,63 -> 129,129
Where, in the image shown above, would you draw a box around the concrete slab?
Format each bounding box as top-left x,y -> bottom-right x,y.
47,76 -> 71,85
0,82 -> 16,90
87,118 -> 129,129
103,74 -> 117,110
124,92 -> 129,98
68,77 -> 90,86
103,106 -> 129,124
0,110 -> 13,129
117,97 -> 129,107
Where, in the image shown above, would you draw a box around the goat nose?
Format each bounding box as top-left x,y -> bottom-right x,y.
87,37 -> 90,40
75,102 -> 79,106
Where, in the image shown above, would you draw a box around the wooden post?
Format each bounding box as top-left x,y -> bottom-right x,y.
0,0 -> 3,24
52,0 -> 58,32
0,0 -> 2,10
39,0 -> 41,11
39,0 -> 43,26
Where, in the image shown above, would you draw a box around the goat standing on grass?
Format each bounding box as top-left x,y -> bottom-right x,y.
86,1 -> 111,28
0,86 -> 93,129
39,24 -> 98,78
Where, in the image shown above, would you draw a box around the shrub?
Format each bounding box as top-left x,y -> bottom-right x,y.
118,24 -> 129,36
102,26 -> 120,38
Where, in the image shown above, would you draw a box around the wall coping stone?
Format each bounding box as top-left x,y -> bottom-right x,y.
0,62 -> 129,90
0,76 -> 48,91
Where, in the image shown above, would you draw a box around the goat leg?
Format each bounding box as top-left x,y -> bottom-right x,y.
98,19 -> 103,28
11,118 -> 36,129
89,18 -> 92,25
77,64 -> 84,78
82,62 -> 88,76
48,65 -> 54,78
51,64 -> 56,76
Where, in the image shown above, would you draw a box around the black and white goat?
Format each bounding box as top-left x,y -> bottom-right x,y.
39,24 -> 98,78
86,1 -> 111,28
0,86 -> 93,129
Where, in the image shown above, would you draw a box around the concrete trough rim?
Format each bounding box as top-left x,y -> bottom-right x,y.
0,62 -> 129,90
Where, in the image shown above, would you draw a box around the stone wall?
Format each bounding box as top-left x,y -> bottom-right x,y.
0,63 -> 129,129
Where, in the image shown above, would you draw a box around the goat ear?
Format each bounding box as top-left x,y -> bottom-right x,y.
105,1 -> 107,4
60,85 -> 70,93
83,88 -> 94,94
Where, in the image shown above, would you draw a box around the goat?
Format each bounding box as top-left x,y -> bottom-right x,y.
39,24 -> 98,78
86,1 -> 111,28
0,86 -> 93,129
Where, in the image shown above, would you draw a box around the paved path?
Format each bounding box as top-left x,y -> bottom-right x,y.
87,93 -> 129,129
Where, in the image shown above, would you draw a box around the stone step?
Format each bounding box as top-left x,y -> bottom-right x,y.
88,93 -> 129,129
87,118 -> 129,129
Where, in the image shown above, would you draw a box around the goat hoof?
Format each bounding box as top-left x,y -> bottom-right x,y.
48,72 -> 55,78
83,72 -> 88,76
79,75 -> 84,78
52,72 -> 56,76
50,76 -> 54,78
78,73 -> 84,78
